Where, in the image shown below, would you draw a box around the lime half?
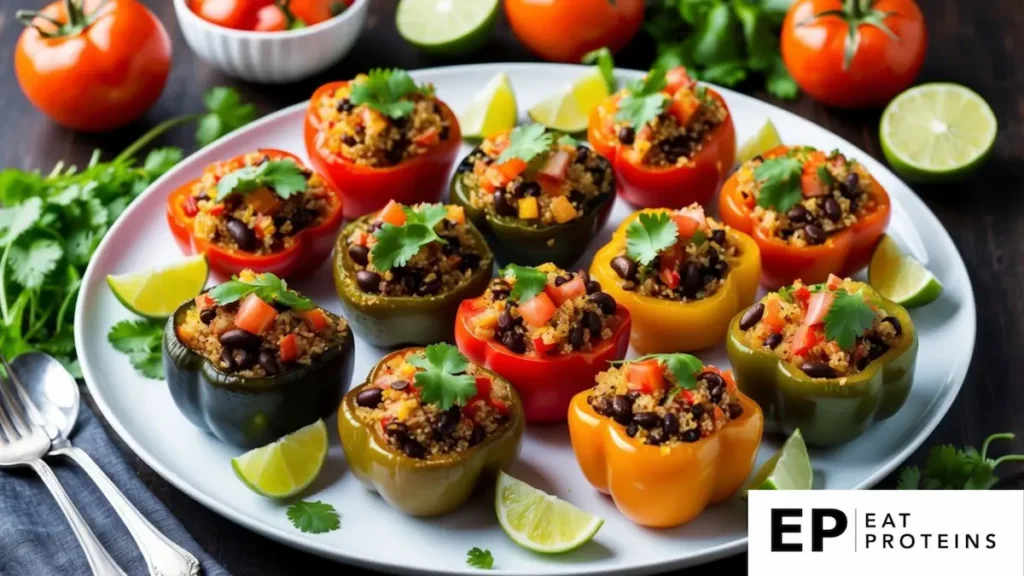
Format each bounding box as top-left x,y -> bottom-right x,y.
459,72 -> 517,139
527,68 -> 610,133
737,117 -> 782,163
869,235 -> 943,308
880,83 -> 997,182
232,419 -> 328,499
496,471 -> 603,553
396,0 -> 499,56
745,429 -> 812,493
107,255 -> 208,319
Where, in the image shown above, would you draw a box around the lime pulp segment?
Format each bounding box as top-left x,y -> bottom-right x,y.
459,72 -> 517,139
868,235 -> 943,307
232,419 -> 329,499
745,428 -> 812,493
495,471 -> 603,553
106,255 -> 208,319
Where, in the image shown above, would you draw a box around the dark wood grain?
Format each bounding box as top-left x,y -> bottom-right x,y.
1,0 -> 1021,574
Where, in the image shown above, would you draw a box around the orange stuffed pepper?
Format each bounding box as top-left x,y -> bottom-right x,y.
568,355 -> 762,528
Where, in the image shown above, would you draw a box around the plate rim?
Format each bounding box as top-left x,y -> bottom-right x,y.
75,62 -> 975,575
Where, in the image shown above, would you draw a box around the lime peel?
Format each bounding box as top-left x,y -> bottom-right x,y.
527,69 -> 610,133
107,255 -> 208,319
744,428 -> 812,494
495,471 -> 603,554
232,419 -> 329,499
868,235 -> 943,308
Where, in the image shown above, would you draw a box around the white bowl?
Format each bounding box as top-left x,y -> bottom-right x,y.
173,0 -> 369,84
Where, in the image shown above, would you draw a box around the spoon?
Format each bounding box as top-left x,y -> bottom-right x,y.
10,352 -> 202,576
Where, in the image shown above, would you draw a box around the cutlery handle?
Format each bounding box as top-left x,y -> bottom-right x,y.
55,446 -> 202,576
28,458 -> 128,576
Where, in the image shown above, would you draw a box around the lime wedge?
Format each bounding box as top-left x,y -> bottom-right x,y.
737,117 -> 782,163
745,429 -> 812,493
869,235 -> 943,308
496,471 -> 603,554
527,68 -> 610,133
396,0 -> 499,56
232,419 -> 328,499
880,83 -> 997,182
459,72 -> 518,139
107,255 -> 208,319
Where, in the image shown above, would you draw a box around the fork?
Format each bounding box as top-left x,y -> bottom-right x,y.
0,369 -> 126,576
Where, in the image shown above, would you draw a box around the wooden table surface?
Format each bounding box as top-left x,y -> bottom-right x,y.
1,0 -> 1021,574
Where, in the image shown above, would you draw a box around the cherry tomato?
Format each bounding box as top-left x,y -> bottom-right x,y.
254,3 -> 287,31
503,0 -> 645,63
190,0 -> 270,29
290,0 -> 349,26
781,0 -> 927,108
15,0 -> 171,132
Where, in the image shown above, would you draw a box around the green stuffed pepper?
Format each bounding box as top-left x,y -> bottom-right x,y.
333,201 -> 494,347
338,344 -> 524,517
725,275 -> 917,447
450,125 -> 615,268
164,270 -> 355,448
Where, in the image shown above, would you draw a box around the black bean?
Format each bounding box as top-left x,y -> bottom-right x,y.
590,291 -> 617,315
220,348 -> 236,372
500,330 -> 526,354
289,208 -> 316,233
259,350 -> 280,375
490,280 -> 511,300
493,192 -> 517,216
401,440 -> 426,459
621,280 -> 637,291
355,270 -> 382,293
554,275 -> 569,287
342,135 -> 358,147
617,126 -> 635,145
336,98 -> 354,113
842,172 -> 860,198
626,390 -> 641,402
707,249 -> 719,268
460,253 -> 481,271
701,371 -> 725,394
497,310 -> 515,331
419,278 -> 443,296
582,311 -> 602,341
586,281 -> 602,295
456,159 -> 474,174
435,405 -> 461,436
801,362 -> 838,379
690,403 -> 704,419
611,395 -> 633,425
390,380 -> 409,391
711,229 -> 726,245
569,325 -> 586,350
682,261 -> 702,297
399,273 -> 417,294
439,125 -> 450,141
765,333 -> 783,350
625,423 -> 639,437
856,356 -> 871,371
575,146 -> 590,161
662,413 -> 680,436
786,204 -> 809,223
226,219 -> 258,251
824,197 -> 842,222
867,337 -> 888,360
220,329 -> 261,350
610,256 -> 637,280
348,244 -> 369,266
727,403 -> 744,419
385,144 -> 406,165
386,422 -> 409,440
804,224 -> 827,245
231,350 -> 253,371
632,412 -> 659,429
469,425 -> 486,446
199,308 -> 217,325
739,303 -> 765,330
356,387 -> 383,408
682,428 -> 701,443
881,316 -> 903,336
591,395 -> 612,416
513,181 -> 541,198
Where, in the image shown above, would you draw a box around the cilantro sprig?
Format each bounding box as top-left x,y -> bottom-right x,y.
613,353 -> 704,395
107,319 -> 164,379
753,157 -> 804,212
408,343 -> 477,411
286,500 -> 340,534
500,264 -> 548,303
625,212 -> 678,266
215,158 -> 307,202
466,547 -> 494,570
496,124 -> 552,165
897,433 -> 1024,490
208,272 -> 314,310
369,203 -> 447,271
350,69 -> 433,119
615,67 -> 670,129
823,289 -> 876,349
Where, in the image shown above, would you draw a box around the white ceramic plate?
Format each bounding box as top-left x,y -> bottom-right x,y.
76,64 -> 975,575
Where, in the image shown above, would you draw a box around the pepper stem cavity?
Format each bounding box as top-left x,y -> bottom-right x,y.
16,0 -> 110,39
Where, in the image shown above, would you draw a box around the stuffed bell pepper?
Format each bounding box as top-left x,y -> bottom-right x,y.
588,66 -> 736,209
333,201 -> 494,347
726,275 -> 917,447
338,344 -> 524,517
304,69 -> 462,219
166,149 -> 344,280
455,263 -> 630,422
450,125 -> 615,268
164,270 -> 355,448
568,354 -> 762,528
590,206 -> 760,353
719,145 -> 891,289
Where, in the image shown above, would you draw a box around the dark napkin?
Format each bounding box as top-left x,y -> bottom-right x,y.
0,402 -> 227,576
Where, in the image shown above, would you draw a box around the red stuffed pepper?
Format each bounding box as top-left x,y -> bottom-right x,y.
166,149 -> 343,280
455,263 -> 631,423
719,145 -> 891,289
303,69 -> 462,220
588,66 -> 736,209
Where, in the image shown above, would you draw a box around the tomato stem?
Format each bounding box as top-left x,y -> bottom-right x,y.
113,113 -> 203,165
16,0 -> 109,38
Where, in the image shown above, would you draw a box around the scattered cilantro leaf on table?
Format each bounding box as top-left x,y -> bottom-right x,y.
500,264 -> 548,303
287,501 -> 341,534
209,272 -> 314,310
582,46 -> 617,92
466,548 -> 494,570
625,212 -> 678,266
754,157 -> 804,212
195,87 -> 258,148
107,319 -> 164,379
897,433 -> 1024,490
615,68 -> 669,129
350,69 -> 433,119
408,343 -> 477,410
823,290 -> 876,349
215,159 -> 307,201
496,124 -> 552,164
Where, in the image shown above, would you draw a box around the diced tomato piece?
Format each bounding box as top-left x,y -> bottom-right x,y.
196,293 -> 215,309
626,359 -> 666,394
488,397 -> 509,415
637,125 -> 653,141
539,151 -> 571,180
463,398 -> 486,419
496,158 -> 528,181
234,293 -> 278,335
826,274 -> 843,290
413,127 -> 440,147
279,333 -> 300,363
665,66 -> 694,94
668,92 -> 701,126
518,292 -> 556,328
473,376 -> 492,400
182,195 -> 198,217
679,389 -> 695,405
801,170 -> 827,198
794,285 -> 811,304
671,213 -> 702,239
300,309 -> 329,332
659,267 -> 681,290
206,203 -> 226,216
532,336 -> 557,354
791,324 -> 821,356
446,205 -> 465,225
544,277 -> 586,306
378,199 -> 407,226
803,292 -> 835,326
763,298 -> 786,333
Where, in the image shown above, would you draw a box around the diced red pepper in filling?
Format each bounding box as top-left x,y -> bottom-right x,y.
826,274 -> 843,291
234,293 -> 278,335
794,285 -> 811,304
791,324 -> 820,356
206,203 -> 226,217
665,66 -> 694,94
539,150 -> 571,181
196,293 -> 215,309
659,267 -> 681,290
625,359 -> 666,393
182,195 -> 198,217
300,309 -> 329,332
279,333 -> 300,363
413,127 -> 440,147
532,336 -> 557,354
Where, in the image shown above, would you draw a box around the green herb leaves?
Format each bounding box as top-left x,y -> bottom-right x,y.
466,548 -> 494,570
616,68 -> 669,129
108,319 -> 164,379
350,68 -> 433,119
408,343 -> 477,411
897,433 -> 1024,490
623,353 -> 704,391
196,87 -> 258,148
9,239 -> 63,290
215,159 -> 307,202
286,500 -> 341,534
625,212 -> 678,266
496,124 -> 552,164
824,289 -> 876,349
369,203 -> 447,272
501,264 -> 548,303
754,156 -> 804,212
209,272 -> 314,310
582,46 -> 617,92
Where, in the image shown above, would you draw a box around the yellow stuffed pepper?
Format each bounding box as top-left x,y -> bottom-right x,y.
568,354 -> 762,528
590,206 -> 760,353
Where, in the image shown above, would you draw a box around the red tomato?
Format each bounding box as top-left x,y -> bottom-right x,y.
253,3 -> 287,31
781,0 -> 927,108
289,0 -> 348,26
518,293 -> 557,328
235,293 -> 279,334
804,292 -> 834,326
15,0 -> 171,132
279,333 -> 300,362
545,277 -> 586,306
625,360 -> 665,393
504,0 -> 645,62
190,0 -> 270,29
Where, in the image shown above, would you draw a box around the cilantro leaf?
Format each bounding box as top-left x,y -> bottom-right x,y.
108,319 -> 164,380
615,67 -> 669,129
408,343 -> 477,410
350,69 -> 431,119
196,87 -> 257,148
896,466 -> 921,490
501,264 -> 548,302
816,165 -> 835,188
582,46 -> 617,92
823,289 -> 876,349
402,203 -> 448,229
557,133 -> 581,147
0,197 -> 43,247
215,159 -> 307,202
765,56 -> 799,100
9,239 -> 63,289
753,157 -> 804,212
208,272 -> 314,310
129,350 -> 164,380
466,548 -> 494,570
625,212 -> 678,266
370,222 -> 442,272
142,148 -> 184,177
496,124 -> 552,164
896,433 -> 1024,491
287,501 -> 340,534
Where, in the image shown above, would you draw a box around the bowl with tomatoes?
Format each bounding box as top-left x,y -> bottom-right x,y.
174,0 -> 368,83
